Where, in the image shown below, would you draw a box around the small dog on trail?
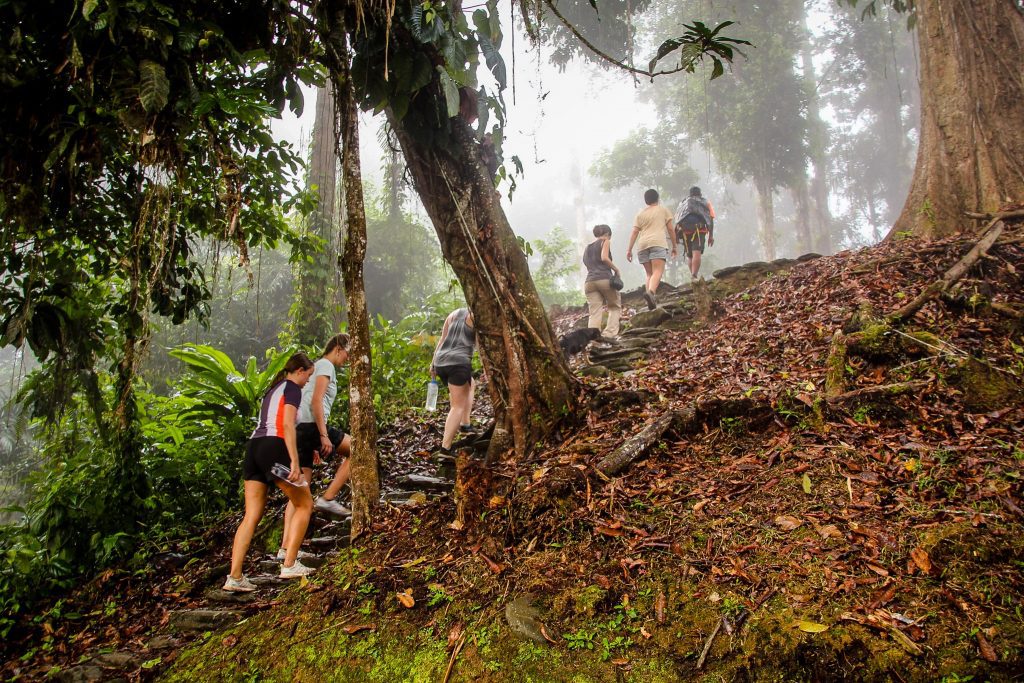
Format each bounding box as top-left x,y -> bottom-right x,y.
559,327 -> 602,358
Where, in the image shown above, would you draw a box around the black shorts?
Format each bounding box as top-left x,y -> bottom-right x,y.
296,423 -> 346,468
436,364 -> 472,387
678,227 -> 707,258
242,436 -> 289,484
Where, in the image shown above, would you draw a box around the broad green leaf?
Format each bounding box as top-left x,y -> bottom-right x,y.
438,67 -> 460,118
138,60 -> 170,113
82,0 -> 99,20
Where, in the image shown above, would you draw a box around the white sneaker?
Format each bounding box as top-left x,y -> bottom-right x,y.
223,575 -> 256,592
276,548 -> 317,561
280,560 -> 315,579
314,497 -> 351,516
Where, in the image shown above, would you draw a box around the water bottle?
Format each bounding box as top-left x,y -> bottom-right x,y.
270,462 -> 308,487
425,378 -> 439,411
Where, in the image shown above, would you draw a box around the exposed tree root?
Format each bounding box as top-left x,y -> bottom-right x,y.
596,412 -> 679,477
825,380 -> 931,406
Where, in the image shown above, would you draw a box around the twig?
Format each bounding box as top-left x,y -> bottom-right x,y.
696,616 -> 723,670
442,632 -> 468,683
964,209 -> 1024,221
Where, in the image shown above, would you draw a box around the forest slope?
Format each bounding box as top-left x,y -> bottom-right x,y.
5,222 -> 1024,682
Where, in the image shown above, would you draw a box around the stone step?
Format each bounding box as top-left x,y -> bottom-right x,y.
249,574 -> 287,587
168,609 -> 243,633
394,473 -> 454,492
204,588 -> 258,604
308,535 -> 349,550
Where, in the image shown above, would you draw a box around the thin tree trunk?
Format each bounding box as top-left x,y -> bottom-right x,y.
791,183 -> 813,254
755,182 -> 777,261
892,0 -> 1024,238
801,21 -> 833,255
336,41 -> 378,538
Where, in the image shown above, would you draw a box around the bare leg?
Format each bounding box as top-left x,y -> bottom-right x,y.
691,250 -> 703,277
642,261 -> 654,291
281,467 -> 312,552
229,481 -> 268,580
442,382 -> 472,449
460,378 -> 475,427
322,446 -> 351,502
648,258 -> 667,294
276,480 -> 313,567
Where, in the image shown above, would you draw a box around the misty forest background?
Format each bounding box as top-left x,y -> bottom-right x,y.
0,0 -> 919,629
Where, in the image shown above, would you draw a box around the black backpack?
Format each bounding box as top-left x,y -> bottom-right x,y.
676,195 -> 711,227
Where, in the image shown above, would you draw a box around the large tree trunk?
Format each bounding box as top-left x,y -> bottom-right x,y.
317,3 -> 577,461
392,119 -> 577,459
293,84 -> 342,346
891,0 -> 1024,238
336,45 -> 379,538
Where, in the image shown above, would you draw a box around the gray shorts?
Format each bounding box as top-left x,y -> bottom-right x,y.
638,246 -> 670,264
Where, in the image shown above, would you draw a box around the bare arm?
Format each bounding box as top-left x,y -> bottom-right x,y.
600,239 -> 619,274
626,227 -> 640,262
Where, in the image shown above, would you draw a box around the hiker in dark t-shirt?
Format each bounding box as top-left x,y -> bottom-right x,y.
583,224 -> 622,338
674,186 -> 716,280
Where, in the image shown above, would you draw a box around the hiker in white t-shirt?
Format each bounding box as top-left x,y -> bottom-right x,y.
278,334 -> 353,559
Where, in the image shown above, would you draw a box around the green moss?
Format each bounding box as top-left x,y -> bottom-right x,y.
949,357 -> 1023,411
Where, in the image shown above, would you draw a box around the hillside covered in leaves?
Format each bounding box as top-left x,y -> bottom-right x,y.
4,221 -> 1024,681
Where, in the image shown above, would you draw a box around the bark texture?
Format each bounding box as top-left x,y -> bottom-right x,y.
293,84 -> 342,346
892,0 -> 1024,237
336,43 -> 379,538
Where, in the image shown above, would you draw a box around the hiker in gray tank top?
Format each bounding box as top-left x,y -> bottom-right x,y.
430,308 -> 478,459
583,224 -> 622,338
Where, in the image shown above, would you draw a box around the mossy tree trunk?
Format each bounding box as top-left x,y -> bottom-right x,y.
391,119 -> 577,459
891,0 -> 1024,237
335,39 -> 378,537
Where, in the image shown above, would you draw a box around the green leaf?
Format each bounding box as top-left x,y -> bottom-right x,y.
82,0 -> 99,20
477,33 -> 506,90
138,60 -> 170,113
710,58 -> 725,80
438,67 -> 460,118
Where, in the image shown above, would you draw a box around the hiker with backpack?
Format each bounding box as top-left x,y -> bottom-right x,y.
626,189 -> 677,310
674,186 -> 716,280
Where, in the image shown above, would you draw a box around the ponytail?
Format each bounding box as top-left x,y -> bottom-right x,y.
271,351 -> 313,385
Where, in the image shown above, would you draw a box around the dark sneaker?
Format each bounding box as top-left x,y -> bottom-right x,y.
643,289 -> 657,310
458,424 -> 476,434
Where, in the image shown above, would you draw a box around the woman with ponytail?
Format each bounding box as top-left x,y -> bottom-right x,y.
223,352 -> 316,592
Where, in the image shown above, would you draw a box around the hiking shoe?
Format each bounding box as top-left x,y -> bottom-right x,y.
280,560 -> 315,579
314,497 -> 351,516
276,548 -> 317,561
643,289 -> 657,310
222,575 -> 256,593
458,424 -> 476,434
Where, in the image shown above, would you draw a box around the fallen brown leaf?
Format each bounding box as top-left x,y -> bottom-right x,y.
774,515 -> 803,530
342,623 -> 375,635
397,590 -> 415,608
976,631 -> 998,662
909,547 -> 932,574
